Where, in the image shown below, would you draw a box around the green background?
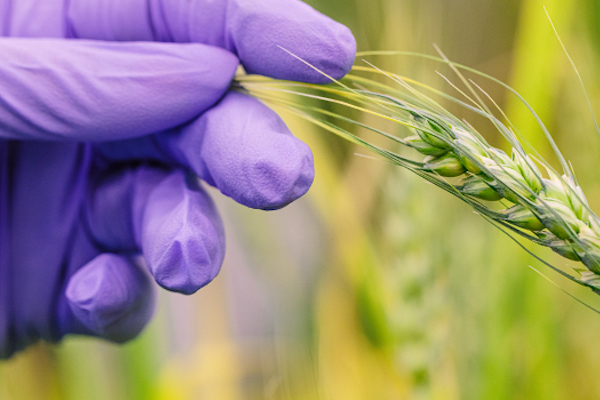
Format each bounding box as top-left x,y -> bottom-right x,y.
4,0 -> 600,398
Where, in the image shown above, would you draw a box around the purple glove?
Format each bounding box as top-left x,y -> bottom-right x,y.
0,0 -> 355,357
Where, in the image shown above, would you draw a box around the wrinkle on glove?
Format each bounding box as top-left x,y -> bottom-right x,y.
0,38 -> 237,140
67,0 -> 356,83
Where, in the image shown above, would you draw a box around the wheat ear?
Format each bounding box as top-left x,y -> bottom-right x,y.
233,55 -> 600,295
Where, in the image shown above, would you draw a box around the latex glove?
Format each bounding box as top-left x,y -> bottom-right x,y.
0,0 -> 355,358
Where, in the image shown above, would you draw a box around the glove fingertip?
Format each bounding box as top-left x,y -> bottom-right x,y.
147,234 -> 221,295
231,0 -> 356,83
301,22 -> 356,83
141,173 -> 225,295
65,254 -> 155,342
182,92 -> 315,210
228,132 -> 315,210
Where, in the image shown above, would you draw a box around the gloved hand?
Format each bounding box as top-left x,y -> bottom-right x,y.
0,0 -> 355,358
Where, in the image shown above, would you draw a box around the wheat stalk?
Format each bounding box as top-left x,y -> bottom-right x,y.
233,53 -> 600,297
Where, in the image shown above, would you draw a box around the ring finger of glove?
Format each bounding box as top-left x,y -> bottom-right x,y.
85,166 -> 225,295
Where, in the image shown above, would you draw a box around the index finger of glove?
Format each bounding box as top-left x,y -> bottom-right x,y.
0,38 -> 237,141
67,0 -> 356,84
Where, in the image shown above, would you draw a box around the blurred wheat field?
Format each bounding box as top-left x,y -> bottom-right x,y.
4,0 -> 600,399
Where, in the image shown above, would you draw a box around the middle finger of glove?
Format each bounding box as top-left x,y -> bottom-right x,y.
97,92 -> 315,210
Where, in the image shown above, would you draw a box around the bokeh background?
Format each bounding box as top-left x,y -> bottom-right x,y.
4,0 -> 600,398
